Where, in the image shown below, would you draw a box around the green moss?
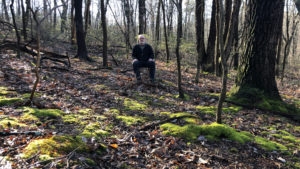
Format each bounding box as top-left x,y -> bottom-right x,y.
20,113 -> 39,122
160,112 -> 171,116
175,94 -> 190,101
22,135 -> 89,159
123,98 -> 147,111
22,93 -> 42,99
116,115 -> 146,126
85,158 -> 97,166
0,116 -> 27,128
228,85 -> 300,120
160,122 -> 252,143
169,112 -> 199,124
254,136 -> 287,151
78,109 -> 92,115
0,96 -> 23,106
22,107 -> 64,119
0,87 -> 16,95
196,106 -> 242,116
79,123 -> 109,139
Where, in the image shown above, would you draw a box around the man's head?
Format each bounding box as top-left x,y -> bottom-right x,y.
138,35 -> 146,45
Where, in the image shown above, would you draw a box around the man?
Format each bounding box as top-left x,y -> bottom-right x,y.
132,35 -> 156,84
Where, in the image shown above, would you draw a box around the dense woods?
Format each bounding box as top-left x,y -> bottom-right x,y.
0,0 -> 299,168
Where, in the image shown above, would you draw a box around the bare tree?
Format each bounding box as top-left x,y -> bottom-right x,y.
154,0 -> 161,59
71,0 -> 76,44
101,0 -> 109,67
2,0 -> 10,21
161,0 -> 170,63
74,0 -> 91,61
61,0 -> 68,33
139,0 -> 146,34
10,0 -> 21,58
84,0 -> 91,34
195,0 -> 206,83
172,0 -> 184,99
216,0 -> 241,124
21,0 -> 30,41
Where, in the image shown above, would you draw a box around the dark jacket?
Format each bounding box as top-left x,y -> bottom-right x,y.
132,43 -> 154,62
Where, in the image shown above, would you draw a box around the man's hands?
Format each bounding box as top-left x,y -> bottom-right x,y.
132,58 -> 154,64
132,59 -> 138,64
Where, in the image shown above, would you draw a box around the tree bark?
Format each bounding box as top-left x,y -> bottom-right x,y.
205,0 -> 217,72
154,0 -> 161,59
174,0 -> 184,99
101,0 -> 108,67
71,0 -> 76,44
139,0 -> 146,34
74,0 -> 90,61
232,0 -> 242,70
195,0 -> 206,83
161,0 -> 170,63
10,0 -> 21,58
233,0 -> 283,99
61,0 -> 68,33
21,0 -> 30,41
2,0 -> 10,21
84,0 -> 91,35
53,0 -> 57,28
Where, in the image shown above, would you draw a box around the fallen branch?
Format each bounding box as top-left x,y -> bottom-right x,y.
0,131 -> 43,136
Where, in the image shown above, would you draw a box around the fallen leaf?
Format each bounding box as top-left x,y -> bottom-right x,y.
110,144 -> 118,149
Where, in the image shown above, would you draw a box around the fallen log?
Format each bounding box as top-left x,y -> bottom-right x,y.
0,131 -> 43,136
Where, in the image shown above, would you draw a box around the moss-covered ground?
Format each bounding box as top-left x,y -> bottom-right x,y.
0,53 -> 299,168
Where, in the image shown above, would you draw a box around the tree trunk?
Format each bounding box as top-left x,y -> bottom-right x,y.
223,0 -> 232,42
232,0 -> 242,70
53,0 -> 57,28
17,0 -> 21,16
61,0 -> 68,33
174,0 -> 184,99
71,0 -> 76,44
21,0 -> 30,41
167,0 -> 174,36
2,0 -> 10,21
205,0 -> 217,72
161,0 -> 170,63
195,0 -> 206,83
233,0 -> 283,99
43,0 -> 48,22
123,0 -> 132,53
74,0 -> 90,61
101,0 -> 108,67
138,0 -> 146,34
84,0 -> 91,35
10,0 -> 21,58
154,0 -> 161,59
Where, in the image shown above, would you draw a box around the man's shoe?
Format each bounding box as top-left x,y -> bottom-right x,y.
136,78 -> 142,84
150,79 -> 155,84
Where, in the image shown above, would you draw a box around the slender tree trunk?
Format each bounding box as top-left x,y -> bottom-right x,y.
167,0 -> 174,36
53,0 -> 57,28
29,10 -> 41,103
174,0 -> 184,99
74,0 -> 90,61
233,0 -> 283,99
154,0 -> 161,59
17,0 -> 21,17
10,0 -> 21,58
275,0 -> 284,76
101,0 -> 108,67
138,0 -> 146,34
84,0 -> 91,35
161,0 -> 170,63
61,0 -> 68,33
43,0 -> 48,22
195,0 -> 206,83
223,0 -> 232,42
216,0 -> 240,124
205,0 -> 217,72
71,0 -> 76,44
232,0 -> 242,70
2,0 -> 9,21
21,0 -> 30,41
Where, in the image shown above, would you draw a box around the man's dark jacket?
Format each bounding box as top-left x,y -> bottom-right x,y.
132,44 -> 154,62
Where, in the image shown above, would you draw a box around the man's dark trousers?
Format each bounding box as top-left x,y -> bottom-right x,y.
133,60 -> 155,80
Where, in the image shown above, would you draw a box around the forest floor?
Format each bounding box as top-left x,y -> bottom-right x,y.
0,50 -> 299,169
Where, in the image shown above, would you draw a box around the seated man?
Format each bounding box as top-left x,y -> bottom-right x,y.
132,35 -> 156,84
